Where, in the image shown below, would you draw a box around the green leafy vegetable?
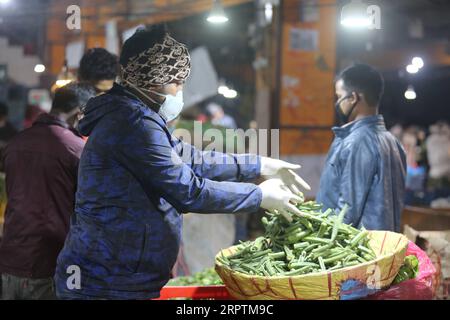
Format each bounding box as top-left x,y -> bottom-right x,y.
392,255 -> 419,285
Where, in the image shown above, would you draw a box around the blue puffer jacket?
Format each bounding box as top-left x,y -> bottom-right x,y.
54,84 -> 262,300
316,115 -> 406,232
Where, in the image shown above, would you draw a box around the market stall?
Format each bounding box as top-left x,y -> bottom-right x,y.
162,200 -> 437,300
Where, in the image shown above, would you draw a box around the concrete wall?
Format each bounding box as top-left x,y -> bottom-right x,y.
0,37 -> 41,88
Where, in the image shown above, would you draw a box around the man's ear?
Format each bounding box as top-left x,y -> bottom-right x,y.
350,91 -> 360,104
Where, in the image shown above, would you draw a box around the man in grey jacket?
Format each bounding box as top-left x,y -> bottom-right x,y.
316,63 -> 406,232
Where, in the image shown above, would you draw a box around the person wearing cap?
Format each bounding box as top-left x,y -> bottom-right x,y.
54,25 -> 310,300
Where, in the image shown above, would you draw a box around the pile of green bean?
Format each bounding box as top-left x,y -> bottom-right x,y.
167,268 -> 223,286
217,202 -> 377,276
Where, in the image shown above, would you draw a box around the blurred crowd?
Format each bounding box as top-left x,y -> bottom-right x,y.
390,122 -> 450,207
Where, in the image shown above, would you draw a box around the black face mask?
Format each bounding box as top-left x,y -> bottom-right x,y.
335,94 -> 359,125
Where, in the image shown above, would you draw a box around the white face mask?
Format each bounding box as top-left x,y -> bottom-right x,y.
151,90 -> 184,122
123,79 -> 184,122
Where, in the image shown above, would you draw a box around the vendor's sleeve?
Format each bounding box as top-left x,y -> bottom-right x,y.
172,138 -> 261,182
337,140 -> 378,228
116,118 -> 262,214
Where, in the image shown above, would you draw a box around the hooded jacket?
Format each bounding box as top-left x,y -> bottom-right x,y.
54,84 -> 262,299
316,115 -> 406,232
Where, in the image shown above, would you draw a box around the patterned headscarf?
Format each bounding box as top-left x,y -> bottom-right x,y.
120,34 -> 191,87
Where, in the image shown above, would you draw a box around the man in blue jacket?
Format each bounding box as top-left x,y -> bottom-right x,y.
54,25 -> 310,300
316,64 -> 406,232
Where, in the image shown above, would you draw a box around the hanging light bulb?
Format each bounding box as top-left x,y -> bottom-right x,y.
406,64 -> 419,74
207,0 -> 229,24
223,89 -> 238,99
412,57 -> 424,69
34,64 -> 46,73
217,84 -> 238,99
53,60 -> 75,91
265,3 -> 273,23
341,0 -> 370,28
218,85 -> 229,95
404,85 -> 417,100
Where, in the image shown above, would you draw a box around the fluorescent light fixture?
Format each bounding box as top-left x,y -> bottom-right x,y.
218,85 -> 228,95
0,0 -> 11,5
404,86 -> 417,100
223,89 -> 237,99
341,0 -> 370,28
412,57 -> 424,69
55,79 -> 73,87
406,64 -> 419,74
34,64 -> 46,73
207,15 -> 229,24
341,18 -> 371,27
265,3 -> 273,23
207,0 -> 228,24
218,85 -> 238,99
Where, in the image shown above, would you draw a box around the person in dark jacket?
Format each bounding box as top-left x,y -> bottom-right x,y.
78,48 -> 119,94
316,64 -> 407,232
54,25 -> 311,300
0,83 -> 96,300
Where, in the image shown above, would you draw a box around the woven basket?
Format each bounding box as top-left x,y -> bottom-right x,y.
215,231 -> 409,300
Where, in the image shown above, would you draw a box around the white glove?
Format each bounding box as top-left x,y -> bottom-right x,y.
258,179 -> 303,222
260,157 -> 311,194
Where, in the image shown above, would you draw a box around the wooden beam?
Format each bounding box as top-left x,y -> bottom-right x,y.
45,0 -> 253,76
343,42 -> 450,71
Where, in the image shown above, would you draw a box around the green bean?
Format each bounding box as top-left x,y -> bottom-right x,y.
289,262 -> 319,269
222,199 -> 376,277
317,222 -> 328,238
343,260 -> 360,267
323,252 -> 349,264
358,244 -> 374,255
328,262 -> 343,271
243,249 -> 271,260
311,244 -> 333,254
319,208 -> 333,218
330,204 -> 349,243
363,253 -> 376,261
304,243 -> 319,252
284,245 -> 295,261
265,260 -> 276,276
298,217 -> 314,231
293,242 -> 310,250
357,256 -> 368,264
286,230 -> 311,243
269,251 -> 286,260
303,236 -> 332,245
350,230 -> 369,248
283,266 -> 311,276
318,257 -> 326,271
284,222 -> 304,234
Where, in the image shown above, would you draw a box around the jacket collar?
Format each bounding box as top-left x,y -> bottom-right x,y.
109,83 -> 167,128
33,113 -> 69,129
332,114 -> 385,139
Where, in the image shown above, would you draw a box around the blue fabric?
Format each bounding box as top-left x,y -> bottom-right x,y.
339,279 -> 379,300
316,115 -> 406,232
54,84 -> 262,300
405,165 -> 426,192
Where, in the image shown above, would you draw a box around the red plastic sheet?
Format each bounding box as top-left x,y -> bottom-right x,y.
157,285 -> 232,300
365,241 -> 436,300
